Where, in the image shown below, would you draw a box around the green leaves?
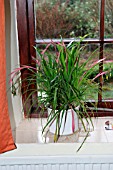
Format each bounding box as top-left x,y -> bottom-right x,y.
34,39 -> 98,141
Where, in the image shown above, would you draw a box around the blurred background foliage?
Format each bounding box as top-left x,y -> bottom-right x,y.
35,0 -> 113,39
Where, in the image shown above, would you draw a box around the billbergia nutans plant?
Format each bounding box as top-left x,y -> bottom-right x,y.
10,36 -> 113,151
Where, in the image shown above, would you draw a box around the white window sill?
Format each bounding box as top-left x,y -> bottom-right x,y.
1,143 -> 113,165
1,143 -> 113,156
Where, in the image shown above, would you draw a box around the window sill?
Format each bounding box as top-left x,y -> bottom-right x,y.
1,143 -> 113,157
1,143 -> 113,166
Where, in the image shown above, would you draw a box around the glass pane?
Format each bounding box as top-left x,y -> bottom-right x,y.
81,44 -> 99,101
105,0 -> 113,38
34,0 -> 99,39
103,44 -> 113,99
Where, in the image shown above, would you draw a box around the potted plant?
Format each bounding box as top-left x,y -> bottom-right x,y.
10,37 -> 111,150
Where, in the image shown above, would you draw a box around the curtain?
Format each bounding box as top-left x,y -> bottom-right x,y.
0,0 -> 16,153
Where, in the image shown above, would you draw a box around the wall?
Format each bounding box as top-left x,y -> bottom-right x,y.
5,0 -> 23,131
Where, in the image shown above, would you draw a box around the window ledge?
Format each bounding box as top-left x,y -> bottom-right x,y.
1,143 -> 113,167
1,143 -> 113,156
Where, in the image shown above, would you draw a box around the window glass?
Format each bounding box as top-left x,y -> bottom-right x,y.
34,0 -> 99,39
102,44 -> 113,99
105,0 -> 113,38
81,44 -> 99,101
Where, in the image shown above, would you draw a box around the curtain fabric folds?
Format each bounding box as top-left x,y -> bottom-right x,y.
0,0 -> 16,153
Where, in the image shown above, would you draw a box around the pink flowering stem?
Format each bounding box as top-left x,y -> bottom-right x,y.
10,65 -> 36,84
31,56 -> 40,66
92,71 -> 108,81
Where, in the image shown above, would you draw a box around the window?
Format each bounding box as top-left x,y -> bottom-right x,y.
16,0 -> 113,117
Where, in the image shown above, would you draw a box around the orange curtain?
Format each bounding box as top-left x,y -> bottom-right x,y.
0,0 -> 16,153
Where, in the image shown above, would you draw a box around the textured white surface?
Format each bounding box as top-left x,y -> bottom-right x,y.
0,162 -> 112,170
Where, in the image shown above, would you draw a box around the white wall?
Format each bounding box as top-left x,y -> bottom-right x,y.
5,0 -> 23,131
